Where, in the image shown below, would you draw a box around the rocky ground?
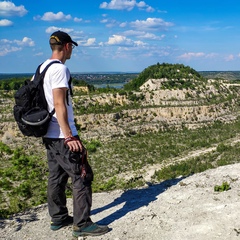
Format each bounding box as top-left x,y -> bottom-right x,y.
1,79 -> 240,240
1,163 -> 240,240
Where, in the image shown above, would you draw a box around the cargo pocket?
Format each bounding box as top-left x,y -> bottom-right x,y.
86,161 -> 94,183
69,151 -> 82,174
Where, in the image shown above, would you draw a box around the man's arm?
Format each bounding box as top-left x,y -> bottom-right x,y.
52,87 -> 83,152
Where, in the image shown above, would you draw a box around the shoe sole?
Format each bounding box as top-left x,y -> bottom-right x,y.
51,225 -> 63,231
72,228 -> 109,237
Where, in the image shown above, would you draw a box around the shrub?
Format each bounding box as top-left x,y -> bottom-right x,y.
214,182 -> 231,192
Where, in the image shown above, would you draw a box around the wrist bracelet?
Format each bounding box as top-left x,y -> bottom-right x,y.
64,136 -> 78,145
64,135 -> 72,139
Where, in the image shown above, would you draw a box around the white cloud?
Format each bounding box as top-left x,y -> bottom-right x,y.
0,36 -> 34,56
106,34 -> 146,47
14,37 -> 35,47
0,39 -> 22,56
205,53 -> 218,58
78,38 -> 96,46
225,54 -> 234,61
100,0 -> 154,12
136,1 -> 154,12
100,18 -> 118,27
0,1 -> 27,17
107,35 -> 128,45
46,26 -> 74,34
130,18 -> 174,30
133,40 -> 147,46
124,30 -> 143,36
101,19 -> 108,23
85,38 -> 96,46
136,1 -> 146,8
178,52 -> 205,60
145,6 -> 154,12
41,12 -> 72,21
0,46 -> 22,56
119,22 -> 127,27
100,0 -> 135,11
74,17 -> 82,22
139,33 -> 165,40
124,30 -> 165,40
0,37 -> 34,47
0,19 -> 13,26
0,38 -> 10,43
34,52 -> 44,56
178,52 -> 219,60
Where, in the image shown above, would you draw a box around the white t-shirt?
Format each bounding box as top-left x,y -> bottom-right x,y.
40,59 -> 78,138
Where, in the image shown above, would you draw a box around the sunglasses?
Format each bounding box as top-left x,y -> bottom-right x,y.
70,43 -> 75,49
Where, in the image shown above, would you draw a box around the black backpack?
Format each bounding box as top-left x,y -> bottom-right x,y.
13,61 -> 60,137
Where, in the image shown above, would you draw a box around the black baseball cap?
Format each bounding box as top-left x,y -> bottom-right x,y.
49,30 -> 78,46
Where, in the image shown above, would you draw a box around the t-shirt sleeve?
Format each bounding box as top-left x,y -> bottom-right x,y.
51,64 -> 70,89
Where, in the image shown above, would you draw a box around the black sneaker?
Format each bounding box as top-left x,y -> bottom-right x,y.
72,223 -> 109,237
50,216 -> 73,231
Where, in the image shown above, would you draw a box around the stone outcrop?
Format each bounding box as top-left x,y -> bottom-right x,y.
1,78 -> 240,142
74,79 -> 240,140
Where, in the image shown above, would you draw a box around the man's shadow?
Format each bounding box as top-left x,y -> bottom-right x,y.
92,177 -> 185,225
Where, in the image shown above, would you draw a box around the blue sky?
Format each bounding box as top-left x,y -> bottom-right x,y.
1,0 -> 240,73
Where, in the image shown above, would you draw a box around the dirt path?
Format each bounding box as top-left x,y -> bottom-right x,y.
124,134 -> 240,182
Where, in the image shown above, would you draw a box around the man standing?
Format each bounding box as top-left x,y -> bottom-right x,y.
42,30 -> 109,237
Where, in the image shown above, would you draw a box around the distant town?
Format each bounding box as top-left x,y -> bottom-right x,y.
72,73 -> 139,83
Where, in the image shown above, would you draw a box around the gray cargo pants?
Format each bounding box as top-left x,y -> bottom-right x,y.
43,137 -> 93,228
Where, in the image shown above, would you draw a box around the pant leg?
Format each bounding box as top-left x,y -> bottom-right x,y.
72,174 -> 92,227
46,142 -> 69,221
43,137 -> 93,227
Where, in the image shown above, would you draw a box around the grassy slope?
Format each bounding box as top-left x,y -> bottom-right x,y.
2,118 -> 240,217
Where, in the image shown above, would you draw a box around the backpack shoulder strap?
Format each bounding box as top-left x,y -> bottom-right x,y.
32,60 -> 61,116
33,60 -> 61,85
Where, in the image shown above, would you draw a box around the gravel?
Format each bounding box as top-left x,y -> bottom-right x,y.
1,163 -> 240,240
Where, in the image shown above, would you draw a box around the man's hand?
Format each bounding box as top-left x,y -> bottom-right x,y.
64,136 -> 83,152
